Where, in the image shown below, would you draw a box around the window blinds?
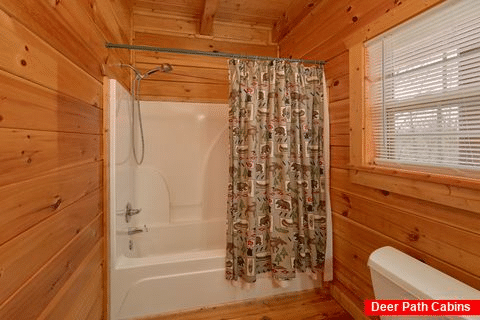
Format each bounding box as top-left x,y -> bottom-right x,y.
365,0 -> 480,170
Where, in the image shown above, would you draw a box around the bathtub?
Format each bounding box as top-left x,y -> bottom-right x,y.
108,80 -> 321,320
111,218 -> 321,320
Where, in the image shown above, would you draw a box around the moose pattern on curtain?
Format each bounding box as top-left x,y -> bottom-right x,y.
226,59 -> 327,283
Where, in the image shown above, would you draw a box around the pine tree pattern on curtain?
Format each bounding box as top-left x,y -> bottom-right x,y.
226,59 -> 326,283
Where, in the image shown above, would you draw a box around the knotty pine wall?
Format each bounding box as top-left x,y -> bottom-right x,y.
132,3 -> 278,102
0,0 -> 131,318
279,0 -> 480,318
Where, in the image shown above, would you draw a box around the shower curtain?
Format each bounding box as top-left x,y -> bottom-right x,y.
226,59 -> 332,283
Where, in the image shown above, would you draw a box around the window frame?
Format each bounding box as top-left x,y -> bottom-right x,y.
345,0 -> 480,193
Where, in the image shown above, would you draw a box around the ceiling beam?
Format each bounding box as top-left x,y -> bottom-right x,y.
272,0 -> 324,43
199,0 -> 220,35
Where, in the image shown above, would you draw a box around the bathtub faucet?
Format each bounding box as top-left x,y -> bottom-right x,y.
124,202 -> 142,223
125,202 -> 142,223
127,227 -> 144,235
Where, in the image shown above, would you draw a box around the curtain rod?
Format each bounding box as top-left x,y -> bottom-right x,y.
105,43 -> 325,65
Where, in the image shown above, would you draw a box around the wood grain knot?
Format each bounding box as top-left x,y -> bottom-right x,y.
341,193 -> 351,204
20,59 -> 27,66
352,16 -> 358,23
51,197 -> 62,210
407,231 -> 420,242
380,190 -> 390,196
333,80 -> 339,86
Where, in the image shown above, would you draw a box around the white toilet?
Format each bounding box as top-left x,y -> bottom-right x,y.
368,246 -> 480,320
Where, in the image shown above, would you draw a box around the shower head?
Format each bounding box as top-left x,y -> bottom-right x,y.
120,63 -> 173,80
142,64 -> 173,79
143,66 -> 163,78
162,63 -> 173,73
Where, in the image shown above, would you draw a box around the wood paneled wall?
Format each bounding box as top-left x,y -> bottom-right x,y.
132,4 -> 277,102
279,0 -> 480,318
0,0 -> 131,318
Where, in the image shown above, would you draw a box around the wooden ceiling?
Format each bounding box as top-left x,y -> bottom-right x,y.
134,0 -> 323,42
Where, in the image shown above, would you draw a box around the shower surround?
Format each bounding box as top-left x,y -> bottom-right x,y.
108,79 -> 321,320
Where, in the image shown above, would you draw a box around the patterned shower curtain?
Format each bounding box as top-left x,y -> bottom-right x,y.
226,59 -> 327,283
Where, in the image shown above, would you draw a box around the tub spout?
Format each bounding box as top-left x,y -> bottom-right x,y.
127,227 -> 144,235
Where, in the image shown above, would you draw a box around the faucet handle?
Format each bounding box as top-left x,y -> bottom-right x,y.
125,202 -> 142,223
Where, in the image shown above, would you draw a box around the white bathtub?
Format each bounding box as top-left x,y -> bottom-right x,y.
111,219 -> 321,320
108,81 -> 321,320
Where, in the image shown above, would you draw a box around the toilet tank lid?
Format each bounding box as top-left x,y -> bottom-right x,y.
368,246 -> 480,300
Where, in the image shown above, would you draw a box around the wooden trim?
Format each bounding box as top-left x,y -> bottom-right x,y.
102,77 -> 111,320
199,0 -> 220,35
348,42 -> 365,167
349,169 -> 480,214
331,281 -> 374,320
350,165 -> 480,191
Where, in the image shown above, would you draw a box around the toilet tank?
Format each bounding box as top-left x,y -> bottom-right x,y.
368,246 -> 480,320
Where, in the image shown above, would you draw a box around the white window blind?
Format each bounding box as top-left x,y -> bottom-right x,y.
365,0 -> 480,170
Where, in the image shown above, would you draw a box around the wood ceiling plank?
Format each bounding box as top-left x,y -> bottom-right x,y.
134,12 -> 271,45
272,0 -> 324,43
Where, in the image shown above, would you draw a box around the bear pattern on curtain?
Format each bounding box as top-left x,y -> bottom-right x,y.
226,59 -> 326,283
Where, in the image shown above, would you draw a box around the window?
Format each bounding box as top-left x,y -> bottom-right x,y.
365,0 -> 480,171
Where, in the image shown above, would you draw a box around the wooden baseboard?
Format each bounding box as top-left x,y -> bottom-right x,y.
330,281 -> 377,320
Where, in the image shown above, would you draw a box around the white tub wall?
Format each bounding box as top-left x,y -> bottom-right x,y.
133,101 -> 229,225
109,79 -> 135,263
133,166 -> 170,226
130,219 -> 225,257
202,126 -> 229,220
